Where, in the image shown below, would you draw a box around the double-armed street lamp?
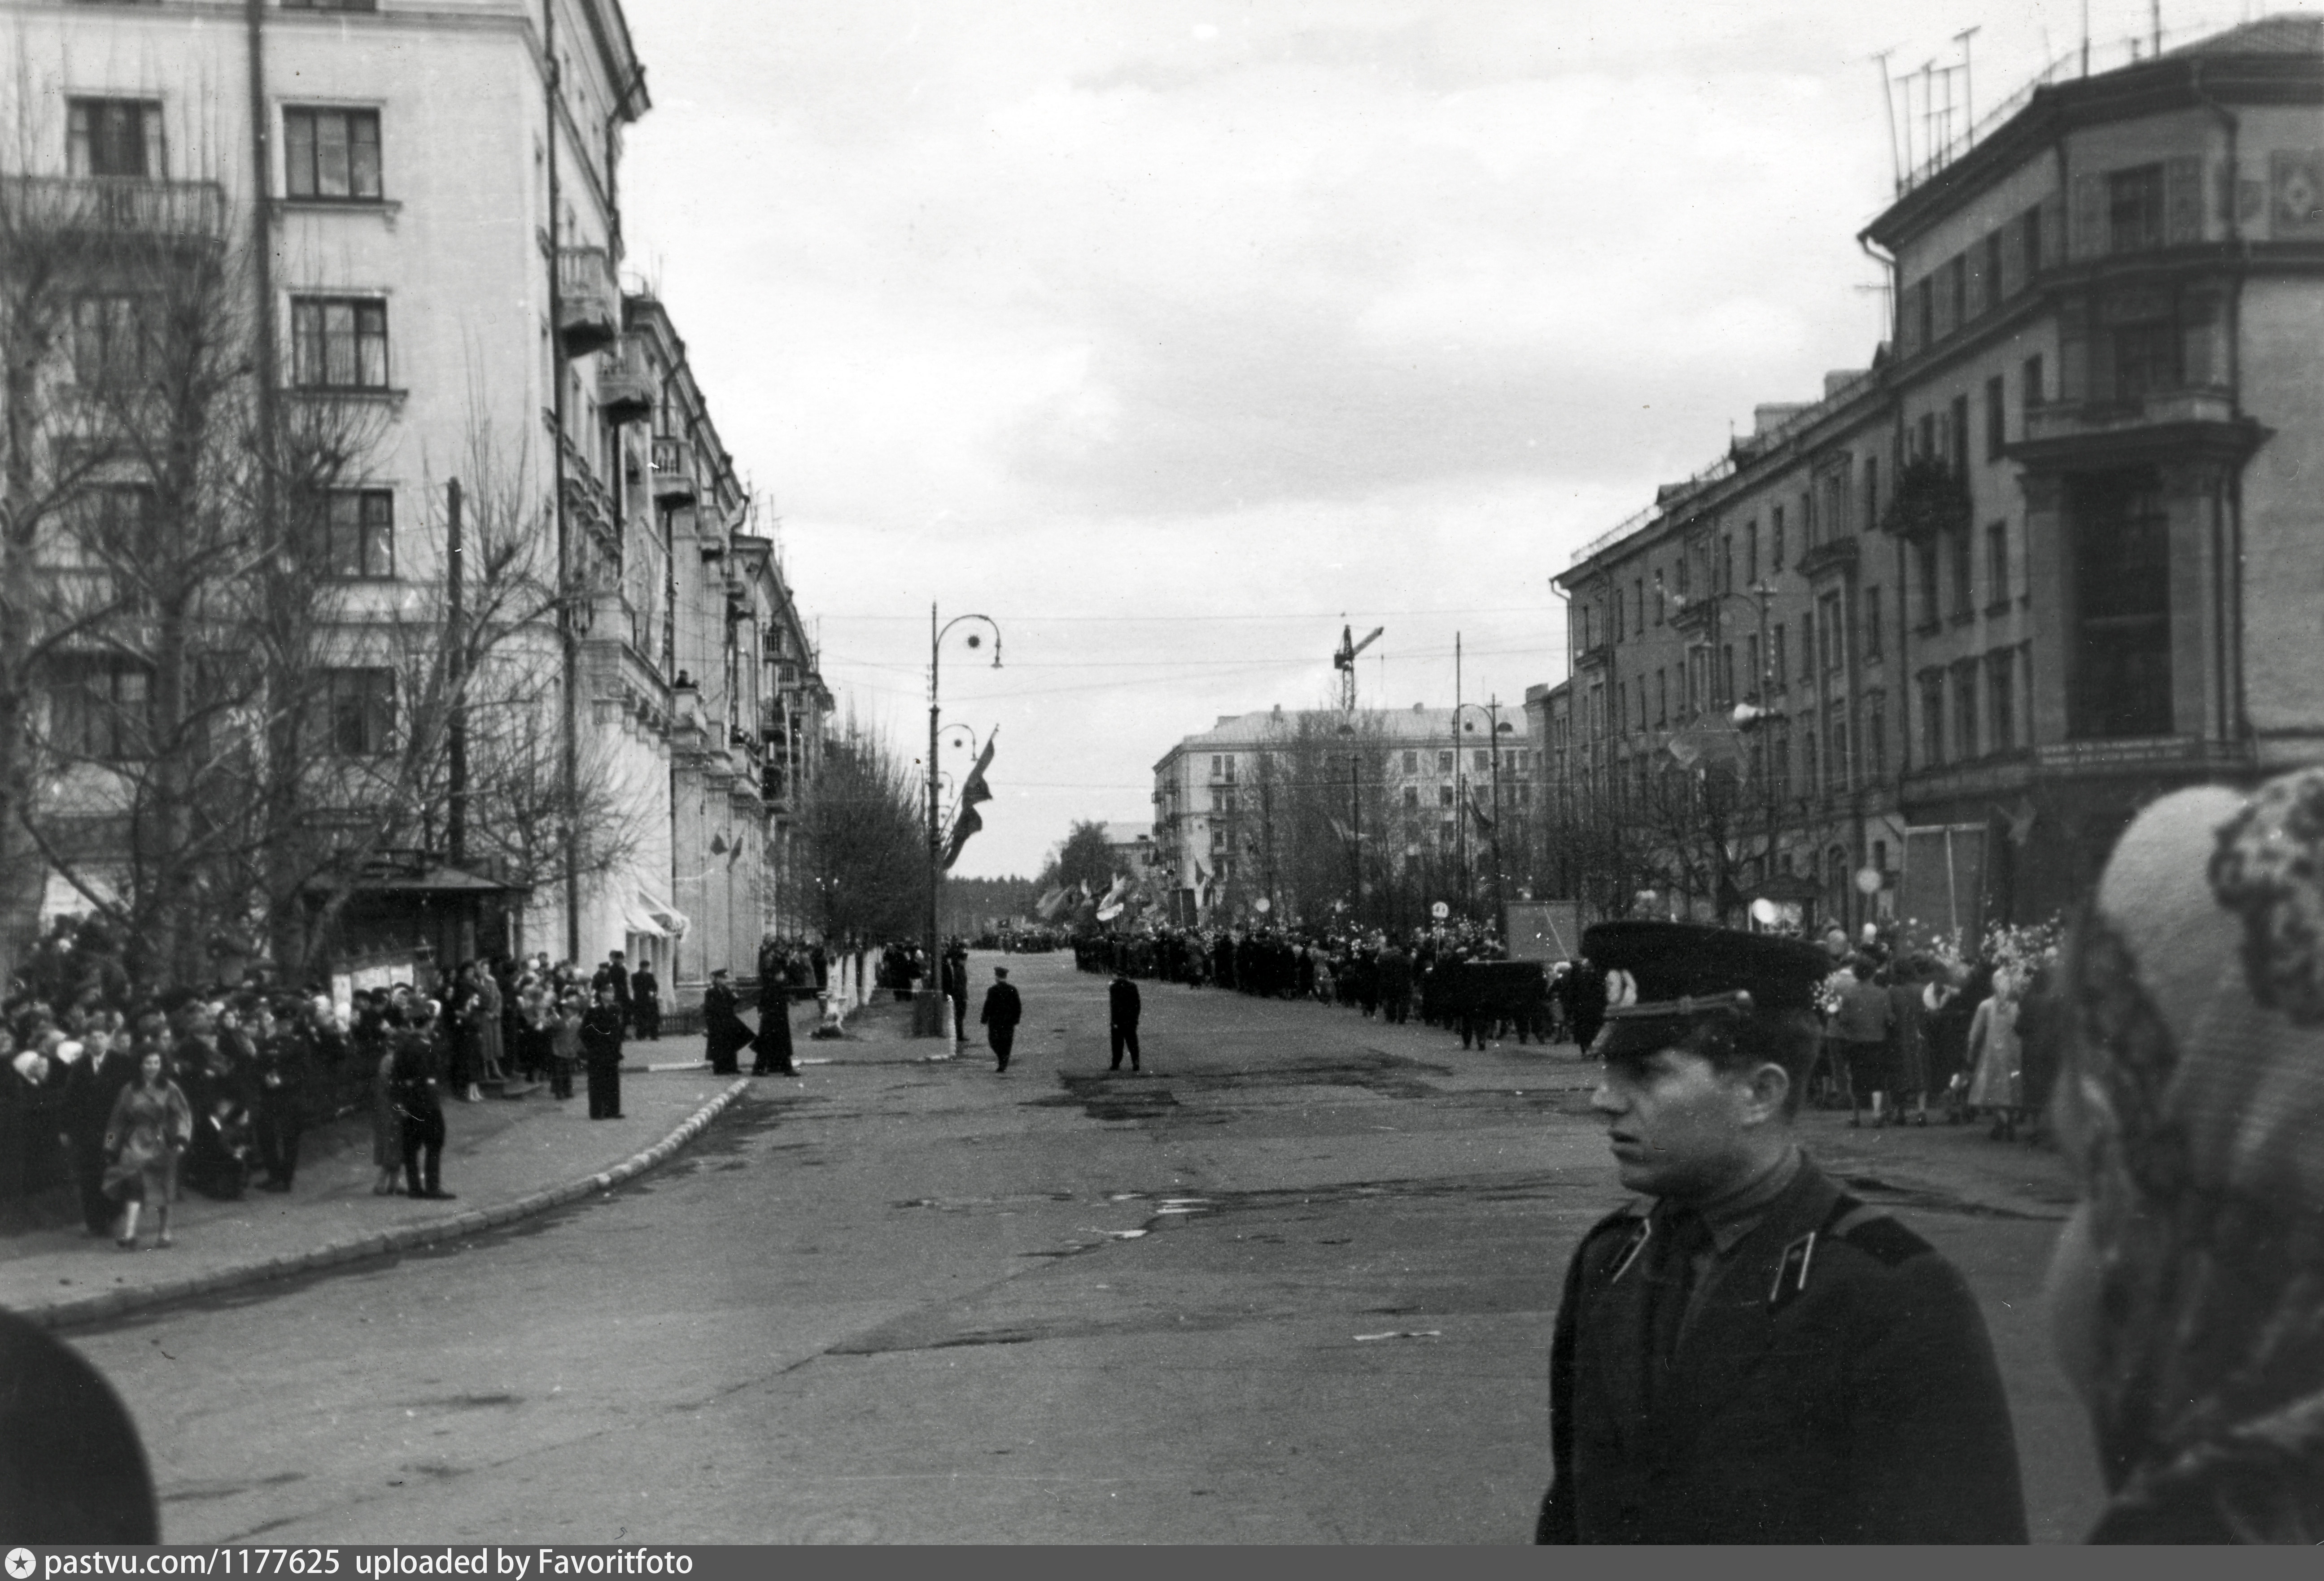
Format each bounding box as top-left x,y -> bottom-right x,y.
924,607 -> 1001,1040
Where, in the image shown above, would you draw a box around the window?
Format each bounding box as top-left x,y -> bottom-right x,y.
1985,375 -> 2005,461
1774,727 -> 1791,793
1914,277 -> 1933,349
1920,673 -> 1946,766
67,98 -> 157,178
320,489 -> 393,578
2023,353 -> 2044,412
1955,664 -> 1980,760
1983,231 -> 2004,313
1868,697 -> 1887,778
1801,610 -> 1815,686
1950,393 -> 1970,478
1402,750 -> 1417,773
1743,524 -> 1758,586
68,485 -> 159,609
1473,749 -> 1490,773
323,668 -> 395,756
1437,751 -> 1452,773
1804,730 -> 1819,799
1771,506 -> 1785,570
1864,458 -> 1879,531
1818,595 -> 1841,675
1772,624 -> 1787,689
1676,553 -> 1689,597
1986,522 -> 2009,609
1635,579 -> 1645,635
1402,784 -> 1419,809
1721,644 -> 1735,706
1864,586 -> 1883,659
1947,254 -> 1966,331
1721,536 -> 1734,595
284,107 -> 382,200
2023,203 -> 2045,278
1438,784 -> 1454,808
1656,669 -> 1668,726
1917,411 -> 1936,461
2113,320 -> 2181,403
1613,589 -> 1624,643
2107,163 -> 2166,253
1951,525 -> 1975,619
1743,638 -> 1759,700
290,296 -> 389,389
49,660 -> 152,761
1916,537 -> 1941,629
1828,708 -> 1849,792
1988,650 -> 2017,751
2068,472 -> 2173,739
70,294 -> 152,388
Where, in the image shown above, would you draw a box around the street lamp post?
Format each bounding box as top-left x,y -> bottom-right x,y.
1455,700 -> 1515,926
926,605 -> 1001,1041
1336,723 -> 1363,926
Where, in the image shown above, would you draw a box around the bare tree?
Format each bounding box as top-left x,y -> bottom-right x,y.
796,716 -> 924,942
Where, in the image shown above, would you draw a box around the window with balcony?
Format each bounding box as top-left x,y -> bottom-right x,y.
2068,473 -> 2173,740
2023,203 -> 2045,277
1951,524 -> 1975,620
1919,673 -> 1946,767
2023,353 -> 2044,413
2107,164 -> 2165,254
284,107 -> 382,200
1916,536 -> 1941,630
1986,522 -> 2009,610
68,98 -> 159,178
49,658 -> 153,762
1955,663 -> 1980,760
1950,393 -> 1970,478
290,296 -> 389,390
319,488 -> 393,579
2112,319 -> 2182,404
322,668 -> 395,756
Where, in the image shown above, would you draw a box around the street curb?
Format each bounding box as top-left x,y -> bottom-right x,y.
12,1077 -> 756,1333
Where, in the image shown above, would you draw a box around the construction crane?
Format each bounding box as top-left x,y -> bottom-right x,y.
1333,622 -> 1384,712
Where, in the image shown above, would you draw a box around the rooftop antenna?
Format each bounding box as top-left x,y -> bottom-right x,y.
1333,621 -> 1384,712
1872,46 -> 1903,193
1955,26 -> 1980,148
1918,60 -> 1936,176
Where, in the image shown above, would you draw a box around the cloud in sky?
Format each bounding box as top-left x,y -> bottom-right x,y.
620,0 -> 2244,877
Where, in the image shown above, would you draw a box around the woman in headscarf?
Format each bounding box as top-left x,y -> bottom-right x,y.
2045,769 -> 2324,1541
1966,966 -> 2024,1139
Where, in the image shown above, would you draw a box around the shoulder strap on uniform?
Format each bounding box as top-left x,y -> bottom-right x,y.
1583,1199 -> 1653,1286
1821,1192 -> 1935,1267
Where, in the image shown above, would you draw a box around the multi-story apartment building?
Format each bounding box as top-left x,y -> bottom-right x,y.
1551,16 -> 2324,940
2,0 -> 826,1003
1151,703 -> 1535,925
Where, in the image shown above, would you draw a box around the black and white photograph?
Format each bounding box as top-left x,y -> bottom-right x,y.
2,0 -> 2322,1547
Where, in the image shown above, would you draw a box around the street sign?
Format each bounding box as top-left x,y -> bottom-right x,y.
1430,901 -> 1449,920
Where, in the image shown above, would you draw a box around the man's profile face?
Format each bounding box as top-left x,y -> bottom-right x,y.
1589,1044 -> 1755,1200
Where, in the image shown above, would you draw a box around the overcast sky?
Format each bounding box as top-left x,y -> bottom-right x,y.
620,0 -> 2263,879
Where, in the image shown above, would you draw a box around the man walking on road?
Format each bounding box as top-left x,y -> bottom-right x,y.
1536,920 -> 2026,1544
980,967 -> 1022,1073
1109,971 -> 1142,1073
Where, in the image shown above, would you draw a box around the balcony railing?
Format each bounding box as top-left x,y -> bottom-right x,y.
597,335 -> 653,423
651,434 -> 697,504
1,175 -> 227,240
556,246 -> 619,355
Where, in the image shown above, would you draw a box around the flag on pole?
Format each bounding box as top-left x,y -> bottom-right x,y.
1036,885 -> 1068,919
1468,790 -> 1495,832
941,736 -> 997,871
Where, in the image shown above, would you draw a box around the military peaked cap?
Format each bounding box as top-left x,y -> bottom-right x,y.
1582,921 -> 1829,1058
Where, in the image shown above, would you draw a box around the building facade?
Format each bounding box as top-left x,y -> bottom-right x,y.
1550,16 -> 2324,941
3,0 -> 826,1002
1151,703 -> 1536,926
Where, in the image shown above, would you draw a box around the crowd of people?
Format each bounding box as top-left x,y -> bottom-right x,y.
0,920 -> 811,1250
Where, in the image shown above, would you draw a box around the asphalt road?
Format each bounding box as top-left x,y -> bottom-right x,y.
69,951 -> 2106,1543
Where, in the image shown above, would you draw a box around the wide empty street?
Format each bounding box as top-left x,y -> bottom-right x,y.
69,951 -> 2103,1543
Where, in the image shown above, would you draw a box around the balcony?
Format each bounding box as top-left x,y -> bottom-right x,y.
1,175 -> 226,240
597,335 -> 654,424
556,246 -> 619,355
651,435 -> 697,505
1797,534 -> 1860,579
2015,388 -> 2264,471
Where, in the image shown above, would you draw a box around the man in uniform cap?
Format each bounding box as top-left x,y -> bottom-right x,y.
1538,921 -> 2027,1544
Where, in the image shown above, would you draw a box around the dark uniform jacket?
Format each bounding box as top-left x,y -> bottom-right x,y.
1109,977 -> 1140,1028
702,984 -> 752,1066
979,981 -> 1022,1030
579,1003 -> 626,1068
1538,1157 -> 2027,1544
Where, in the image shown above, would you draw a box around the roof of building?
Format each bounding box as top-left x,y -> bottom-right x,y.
2167,13 -> 2324,57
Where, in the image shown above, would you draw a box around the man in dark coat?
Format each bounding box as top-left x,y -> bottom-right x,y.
751,975 -> 797,1077
1108,971 -> 1142,1073
979,967 -> 1023,1074
702,969 -> 751,1075
580,982 -> 626,1119
629,962 -> 661,1041
248,1000 -> 313,1192
61,1034 -> 140,1235
1537,921 -> 2027,1545
593,951 -> 633,1033
389,1012 -> 453,1200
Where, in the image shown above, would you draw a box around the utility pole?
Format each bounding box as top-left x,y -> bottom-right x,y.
1454,631 -> 1467,917
446,479 -> 467,866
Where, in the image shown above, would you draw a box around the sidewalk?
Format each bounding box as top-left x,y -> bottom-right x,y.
0,1009 -> 817,1331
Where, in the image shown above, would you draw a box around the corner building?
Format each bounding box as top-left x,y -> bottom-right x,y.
1556,17 -> 2324,936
